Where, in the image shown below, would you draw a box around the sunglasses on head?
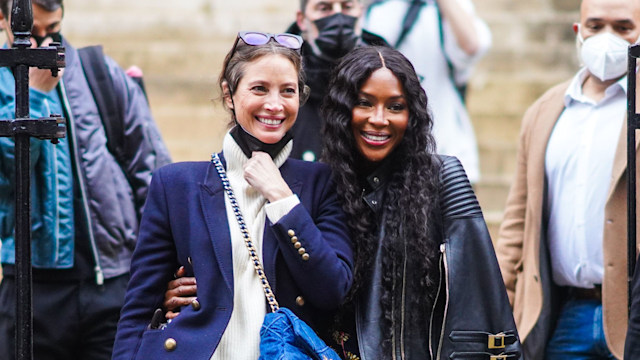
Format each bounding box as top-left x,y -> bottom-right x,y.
231,31 -> 304,55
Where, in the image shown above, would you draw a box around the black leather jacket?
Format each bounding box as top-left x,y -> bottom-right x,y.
355,156 -> 523,360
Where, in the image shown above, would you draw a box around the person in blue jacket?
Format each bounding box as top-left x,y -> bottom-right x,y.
112,31 -> 353,360
0,1 -> 170,359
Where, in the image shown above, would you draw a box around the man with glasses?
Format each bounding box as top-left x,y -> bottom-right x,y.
286,0 -> 388,162
0,1 -> 171,359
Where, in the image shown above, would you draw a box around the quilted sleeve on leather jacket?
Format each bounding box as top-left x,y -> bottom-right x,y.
433,155 -> 523,360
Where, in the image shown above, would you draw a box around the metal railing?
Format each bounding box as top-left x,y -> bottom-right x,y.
0,1 -> 65,359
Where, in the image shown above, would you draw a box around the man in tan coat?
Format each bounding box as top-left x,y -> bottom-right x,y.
495,0 -> 640,358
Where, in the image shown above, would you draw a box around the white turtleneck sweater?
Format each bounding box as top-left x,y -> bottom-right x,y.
211,133 -> 300,360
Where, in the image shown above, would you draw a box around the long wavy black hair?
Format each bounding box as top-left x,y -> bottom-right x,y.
322,46 -> 441,353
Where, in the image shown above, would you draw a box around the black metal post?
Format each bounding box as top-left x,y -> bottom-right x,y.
628,44 -> 640,314
12,1 -> 33,358
14,136 -> 31,360
0,0 -> 65,359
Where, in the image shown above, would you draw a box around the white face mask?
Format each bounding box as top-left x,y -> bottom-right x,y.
576,30 -> 631,81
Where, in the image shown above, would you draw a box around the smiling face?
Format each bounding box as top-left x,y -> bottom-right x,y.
351,67 -> 409,163
225,54 -> 300,144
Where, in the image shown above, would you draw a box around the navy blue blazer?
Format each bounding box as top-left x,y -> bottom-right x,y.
112,155 -> 353,359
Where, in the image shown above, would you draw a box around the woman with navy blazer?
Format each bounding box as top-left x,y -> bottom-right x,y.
112,32 -> 353,360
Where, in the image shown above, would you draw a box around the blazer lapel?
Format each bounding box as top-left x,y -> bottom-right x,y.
607,116 -> 640,201
262,160 -> 303,293
609,73 -> 640,200
199,154 -> 234,294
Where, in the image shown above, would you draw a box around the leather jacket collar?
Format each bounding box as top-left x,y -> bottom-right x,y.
361,156 -> 395,214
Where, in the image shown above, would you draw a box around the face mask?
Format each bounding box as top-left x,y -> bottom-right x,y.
313,13 -> 359,59
33,32 -> 61,47
229,125 -> 293,159
577,31 -> 630,81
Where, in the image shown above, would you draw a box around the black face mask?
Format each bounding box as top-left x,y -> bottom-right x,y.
230,125 -> 293,160
33,32 -> 61,47
313,13 -> 359,59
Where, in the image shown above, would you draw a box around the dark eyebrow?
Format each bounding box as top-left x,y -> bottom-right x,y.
585,18 -> 635,27
614,19 -> 636,27
358,91 -> 405,100
47,22 -> 61,30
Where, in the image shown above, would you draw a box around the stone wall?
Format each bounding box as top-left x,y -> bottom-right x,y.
468,0 -> 580,236
63,0 -> 300,162
61,0 -> 580,170
0,0 -> 584,275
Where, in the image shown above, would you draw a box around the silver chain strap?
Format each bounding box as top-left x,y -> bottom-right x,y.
211,153 -> 280,313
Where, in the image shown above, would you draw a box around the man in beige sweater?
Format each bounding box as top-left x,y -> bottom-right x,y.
495,0 -> 640,359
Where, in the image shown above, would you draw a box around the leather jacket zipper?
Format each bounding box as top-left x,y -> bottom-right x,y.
58,80 -> 104,285
429,243 -> 449,359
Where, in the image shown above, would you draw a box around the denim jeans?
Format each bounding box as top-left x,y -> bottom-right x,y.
545,299 -> 616,360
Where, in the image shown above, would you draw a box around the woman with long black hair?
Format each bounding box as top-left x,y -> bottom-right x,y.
322,45 -> 521,360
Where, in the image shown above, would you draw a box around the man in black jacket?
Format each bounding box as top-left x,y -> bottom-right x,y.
287,0 -> 388,162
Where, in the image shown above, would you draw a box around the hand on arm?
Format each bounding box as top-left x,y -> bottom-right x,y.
163,266 -> 197,320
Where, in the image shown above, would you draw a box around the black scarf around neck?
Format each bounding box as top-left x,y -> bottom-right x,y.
230,125 -> 293,159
